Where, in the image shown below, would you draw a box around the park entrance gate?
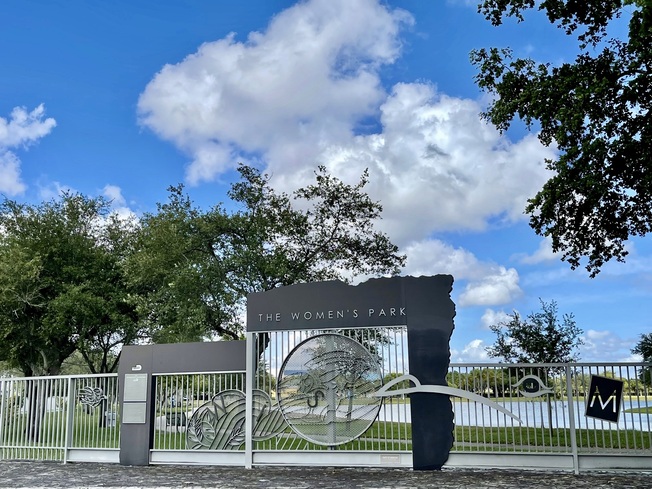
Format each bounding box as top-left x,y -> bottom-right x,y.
120,276 -> 457,470
1,276 -> 650,472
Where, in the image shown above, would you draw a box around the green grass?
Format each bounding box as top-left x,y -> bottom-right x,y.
1,407 -> 120,450
5,404 -> 649,455
152,419 -> 651,452
625,406 -> 652,414
452,425 -> 651,451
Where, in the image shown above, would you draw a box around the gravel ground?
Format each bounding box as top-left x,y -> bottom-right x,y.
1,461 -> 651,489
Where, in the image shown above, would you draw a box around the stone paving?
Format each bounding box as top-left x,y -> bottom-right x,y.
0,461 -> 651,489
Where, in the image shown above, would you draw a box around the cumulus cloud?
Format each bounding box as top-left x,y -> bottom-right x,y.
0,152 -> 25,196
138,0 -> 412,183
480,309 -> 512,330
310,82 -> 556,243
580,329 -> 640,362
36,181 -> 75,201
459,267 -> 521,306
0,105 -> 56,195
139,0 -> 556,249
138,0 -> 561,313
102,184 -> 126,206
452,339 -> 490,362
516,237 -> 562,265
403,239 -> 522,306
102,184 -> 137,221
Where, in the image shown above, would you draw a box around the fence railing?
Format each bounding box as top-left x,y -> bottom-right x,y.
1,356 -> 650,472
447,363 -> 651,460
0,374 -> 119,462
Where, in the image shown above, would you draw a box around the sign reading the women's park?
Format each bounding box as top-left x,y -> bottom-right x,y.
585,375 -> 624,423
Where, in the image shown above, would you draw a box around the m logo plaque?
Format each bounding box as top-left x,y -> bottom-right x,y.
585,375 -> 624,423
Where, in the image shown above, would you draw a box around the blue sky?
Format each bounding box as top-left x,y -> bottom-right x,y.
1,0 -> 649,362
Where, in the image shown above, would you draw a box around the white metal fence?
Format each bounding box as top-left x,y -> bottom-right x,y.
1,353 -> 650,472
447,363 -> 651,462
0,374 -> 119,462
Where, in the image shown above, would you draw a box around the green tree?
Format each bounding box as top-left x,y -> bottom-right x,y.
128,164 -> 405,343
126,186 -> 239,344
486,299 -> 583,365
0,194 -> 142,376
632,332 -> 652,385
471,1 -> 652,276
487,299 -> 583,431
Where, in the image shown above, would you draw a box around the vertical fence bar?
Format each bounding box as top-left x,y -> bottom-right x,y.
63,377 -> 74,463
565,365 -> 579,474
244,331 -> 256,469
0,378 -> 5,460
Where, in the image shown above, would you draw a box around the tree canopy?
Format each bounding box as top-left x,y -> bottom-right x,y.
0,194 -> 142,375
486,299 -> 583,364
471,1 -> 652,276
632,332 -> 652,384
0,165 -> 403,373
127,165 -> 405,343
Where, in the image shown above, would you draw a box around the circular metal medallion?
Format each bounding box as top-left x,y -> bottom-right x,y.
276,333 -> 383,446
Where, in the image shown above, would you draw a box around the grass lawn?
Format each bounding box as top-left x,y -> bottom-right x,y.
625,406 -> 652,414
151,419 -> 651,452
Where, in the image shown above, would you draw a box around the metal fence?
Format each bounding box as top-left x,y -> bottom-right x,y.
252,326 -> 412,454
152,372 -> 246,451
447,363 -> 651,458
0,374 -> 119,462
1,347 -> 651,472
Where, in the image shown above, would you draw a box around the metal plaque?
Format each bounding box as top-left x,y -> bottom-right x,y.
122,402 -> 147,424
123,374 -> 148,402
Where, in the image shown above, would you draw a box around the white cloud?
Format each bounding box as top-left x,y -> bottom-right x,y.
516,237 -> 562,264
141,22 -> 556,242
459,267 -> 521,306
403,239 -> 522,306
0,105 -> 56,148
0,152 -> 26,195
138,0 -> 412,184
480,309 -> 512,330
102,184 -> 127,207
0,105 -> 56,195
580,329 -> 640,362
452,339 -> 490,362
102,184 -> 137,221
36,181 -> 75,201
262,82 -> 556,245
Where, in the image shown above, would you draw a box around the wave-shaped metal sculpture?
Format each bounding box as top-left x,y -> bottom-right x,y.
373,374 -> 523,423
186,389 -> 286,450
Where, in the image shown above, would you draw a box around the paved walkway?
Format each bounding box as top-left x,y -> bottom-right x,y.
0,461 -> 651,488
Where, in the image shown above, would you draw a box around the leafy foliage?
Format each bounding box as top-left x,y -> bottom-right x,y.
471,1 -> 652,276
486,299 -> 583,364
128,164 -> 405,343
632,332 -> 652,384
0,165 -> 403,371
0,194 -> 142,375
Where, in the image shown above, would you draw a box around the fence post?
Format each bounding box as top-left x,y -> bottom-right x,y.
63,377 -> 75,463
565,364 -> 579,474
244,332 -> 256,469
0,378 -> 5,460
